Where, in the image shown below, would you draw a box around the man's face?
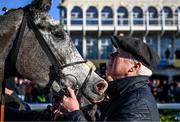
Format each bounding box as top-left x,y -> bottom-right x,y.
106,48 -> 135,80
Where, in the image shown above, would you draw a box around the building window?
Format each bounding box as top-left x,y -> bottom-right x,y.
101,13 -> 109,18
148,7 -> 158,25
86,12 -> 94,18
175,38 -> 180,59
117,6 -> 128,25
100,37 -> 113,59
101,6 -> 113,25
146,36 -> 158,52
86,38 -> 98,59
160,36 -> 173,60
162,7 -> 173,25
71,12 -> 79,18
72,37 -> 83,56
175,7 -> 180,25
133,6 -> 143,18
86,6 -> 98,25
71,6 -> 83,25
163,7 -> 173,18
148,7 -> 158,18
132,6 -> 143,25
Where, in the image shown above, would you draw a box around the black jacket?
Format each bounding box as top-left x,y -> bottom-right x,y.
68,76 -> 160,121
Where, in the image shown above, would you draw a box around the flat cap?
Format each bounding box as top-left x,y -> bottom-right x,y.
111,36 -> 160,70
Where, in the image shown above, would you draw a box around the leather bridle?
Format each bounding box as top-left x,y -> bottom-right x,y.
27,13 -> 95,103
47,61 -> 94,104
3,10 -> 95,105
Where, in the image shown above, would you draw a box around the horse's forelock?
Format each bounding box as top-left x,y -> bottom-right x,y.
30,0 -> 52,12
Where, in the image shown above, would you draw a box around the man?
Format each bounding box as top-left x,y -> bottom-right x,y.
58,36 -> 160,121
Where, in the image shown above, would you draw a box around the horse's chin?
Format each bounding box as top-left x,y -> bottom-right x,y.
82,89 -> 106,103
78,93 -> 105,108
91,94 -> 105,103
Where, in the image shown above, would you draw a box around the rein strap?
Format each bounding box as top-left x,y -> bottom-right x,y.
27,15 -> 60,67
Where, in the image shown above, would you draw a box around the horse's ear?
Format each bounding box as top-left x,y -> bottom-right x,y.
31,0 -> 39,5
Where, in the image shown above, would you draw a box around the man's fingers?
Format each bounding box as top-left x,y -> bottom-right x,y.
67,87 -> 76,98
106,75 -> 114,81
54,109 -> 64,119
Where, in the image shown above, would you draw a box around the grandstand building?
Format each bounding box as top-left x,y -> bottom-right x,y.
60,0 -> 180,68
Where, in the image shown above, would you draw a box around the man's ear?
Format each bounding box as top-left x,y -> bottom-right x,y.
134,62 -> 141,70
129,62 -> 141,72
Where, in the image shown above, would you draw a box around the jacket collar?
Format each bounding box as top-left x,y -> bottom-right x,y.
106,76 -> 149,98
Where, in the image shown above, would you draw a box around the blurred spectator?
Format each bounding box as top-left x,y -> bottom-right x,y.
161,80 -> 169,102
175,81 -> 180,102
169,82 -> 175,102
150,78 -> 179,103
24,83 -> 34,102
151,79 -> 162,101
4,76 -> 31,110
25,83 -> 50,103
165,48 -> 170,60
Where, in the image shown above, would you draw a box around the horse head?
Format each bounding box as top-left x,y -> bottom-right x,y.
0,0 -> 108,108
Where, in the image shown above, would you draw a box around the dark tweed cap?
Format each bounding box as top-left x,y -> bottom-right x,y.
111,36 -> 160,70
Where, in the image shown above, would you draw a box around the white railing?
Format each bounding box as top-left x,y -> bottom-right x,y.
28,103 -> 180,110
148,18 -> 160,26
117,18 -> 129,26
157,103 -> 180,109
164,18 -> 176,26
62,17 -> 180,27
28,103 -> 51,110
86,18 -> 98,25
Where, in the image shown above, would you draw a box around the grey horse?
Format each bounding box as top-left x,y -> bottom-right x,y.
0,0 -> 108,112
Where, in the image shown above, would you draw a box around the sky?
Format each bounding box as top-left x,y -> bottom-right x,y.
0,0 -> 60,20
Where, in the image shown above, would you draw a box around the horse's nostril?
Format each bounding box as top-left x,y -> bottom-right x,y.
95,81 -> 108,93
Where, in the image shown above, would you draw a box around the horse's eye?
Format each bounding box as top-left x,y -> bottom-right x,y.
52,29 -> 65,41
53,31 -> 62,38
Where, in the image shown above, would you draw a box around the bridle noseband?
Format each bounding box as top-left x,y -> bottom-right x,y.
46,60 -> 94,104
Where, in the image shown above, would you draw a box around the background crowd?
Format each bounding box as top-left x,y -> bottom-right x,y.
149,78 -> 180,103
4,71 -> 180,105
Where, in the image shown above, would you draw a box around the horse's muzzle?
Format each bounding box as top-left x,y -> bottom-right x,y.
95,80 -> 108,94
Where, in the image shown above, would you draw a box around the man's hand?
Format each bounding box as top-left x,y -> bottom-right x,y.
53,87 -> 80,118
60,87 -> 80,112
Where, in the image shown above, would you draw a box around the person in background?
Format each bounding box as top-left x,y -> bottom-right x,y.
165,47 -> 171,65
3,76 -> 31,110
56,36 -> 160,121
3,77 -> 55,121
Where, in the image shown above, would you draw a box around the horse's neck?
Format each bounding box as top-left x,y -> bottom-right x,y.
0,9 -> 24,82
